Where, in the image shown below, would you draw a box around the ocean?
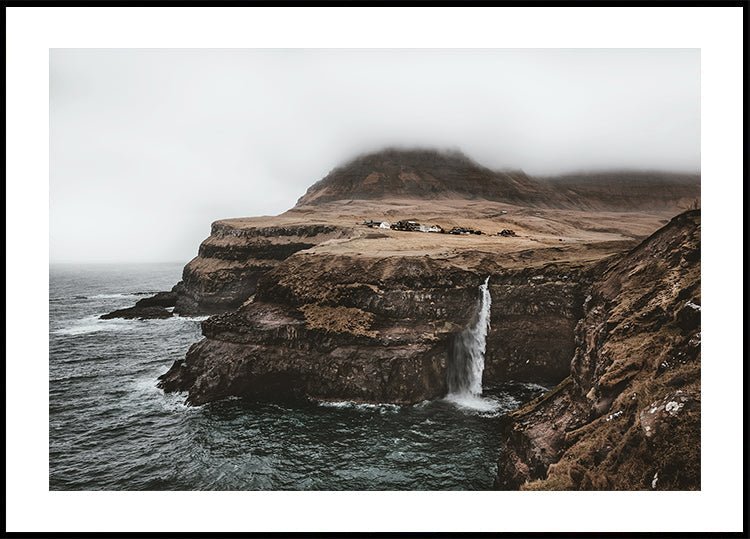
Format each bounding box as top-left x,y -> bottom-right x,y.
49,263 -> 547,490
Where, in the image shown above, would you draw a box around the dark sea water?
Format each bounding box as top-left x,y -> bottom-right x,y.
49,263 -> 547,491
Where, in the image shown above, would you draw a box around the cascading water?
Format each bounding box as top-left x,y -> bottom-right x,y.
446,277 -> 493,407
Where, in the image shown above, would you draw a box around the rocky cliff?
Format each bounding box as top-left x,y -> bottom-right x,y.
160,254 -> 481,404
494,210 -> 700,490
172,222 -> 352,315
484,264 -> 596,385
158,250 -> 604,405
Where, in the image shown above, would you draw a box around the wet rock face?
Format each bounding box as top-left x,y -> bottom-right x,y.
485,272 -> 590,384
133,290 -> 178,308
494,378 -> 588,490
495,210 -> 701,490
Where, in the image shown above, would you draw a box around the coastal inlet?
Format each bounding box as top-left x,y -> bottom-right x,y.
50,263 -> 547,490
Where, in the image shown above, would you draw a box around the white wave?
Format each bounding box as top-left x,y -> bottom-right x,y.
315,400 -> 350,408
157,390 -> 197,413
53,313 -> 207,336
89,293 -> 134,299
132,375 -> 161,395
315,399 -> 400,412
132,373 -> 199,413
173,315 -> 210,322
443,393 -> 502,414
412,399 -> 433,409
52,315 -> 141,336
142,315 -> 208,327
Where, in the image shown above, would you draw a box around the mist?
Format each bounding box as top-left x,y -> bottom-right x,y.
50,48 -> 700,263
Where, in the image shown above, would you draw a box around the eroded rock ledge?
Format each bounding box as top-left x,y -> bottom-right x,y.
97,222 -> 353,321
494,210 -> 700,490
173,223 -> 355,315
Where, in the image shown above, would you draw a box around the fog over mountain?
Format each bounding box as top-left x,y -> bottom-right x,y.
50,48 -> 700,263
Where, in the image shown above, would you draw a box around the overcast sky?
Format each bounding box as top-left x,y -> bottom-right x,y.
50,48 -> 700,263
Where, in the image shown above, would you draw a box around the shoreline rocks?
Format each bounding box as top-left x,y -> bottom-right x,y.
100,305 -> 173,320
100,289 -> 178,320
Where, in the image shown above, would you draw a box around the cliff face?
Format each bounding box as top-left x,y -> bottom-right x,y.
172,223 -> 353,315
494,210 -> 700,490
485,266 -> 594,384
158,248 -> 605,405
159,254 -> 486,404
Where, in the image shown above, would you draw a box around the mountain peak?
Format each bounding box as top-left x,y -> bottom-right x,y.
293,147 -> 701,211
295,147 -> 534,206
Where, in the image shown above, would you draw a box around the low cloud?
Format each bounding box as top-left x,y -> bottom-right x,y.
50,48 -> 700,263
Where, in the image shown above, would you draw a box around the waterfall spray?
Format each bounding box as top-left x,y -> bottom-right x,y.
447,276 -> 491,397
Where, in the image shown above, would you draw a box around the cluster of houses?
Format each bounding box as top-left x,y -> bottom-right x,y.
362,220 -> 392,229
362,219 -> 517,237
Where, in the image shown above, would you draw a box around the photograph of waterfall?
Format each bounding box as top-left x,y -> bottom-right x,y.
5,4 -> 744,536
49,44 -> 705,491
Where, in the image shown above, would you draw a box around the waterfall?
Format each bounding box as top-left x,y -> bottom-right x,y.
447,277 -> 491,397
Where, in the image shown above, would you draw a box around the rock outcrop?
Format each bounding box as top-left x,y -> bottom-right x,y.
171,223 -> 354,315
100,305 -> 173,320
100,290 -> 177,319
494,210 -> 700,490
158,254 -> 484,404
150,149 -> 701,407
484,265 -> 595,384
